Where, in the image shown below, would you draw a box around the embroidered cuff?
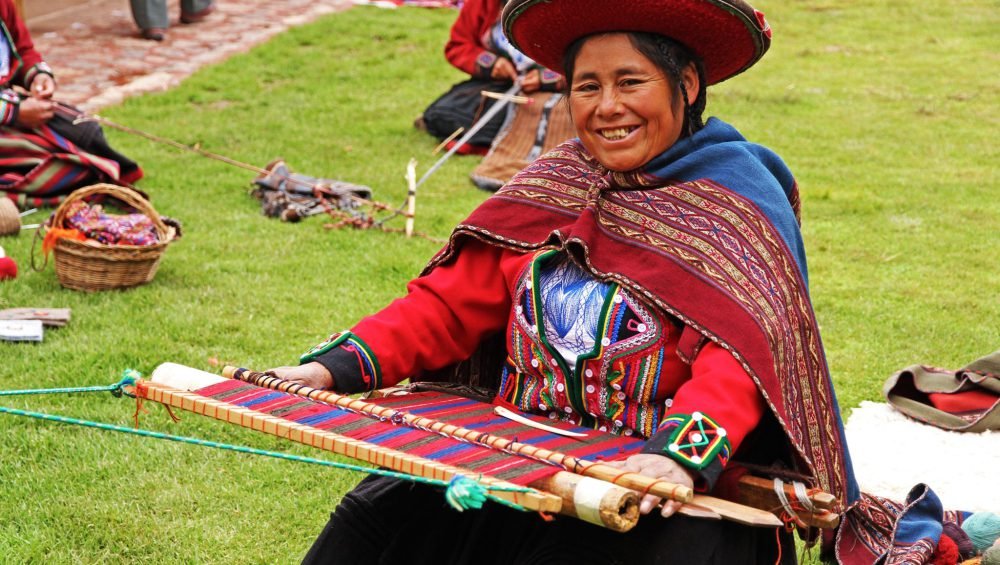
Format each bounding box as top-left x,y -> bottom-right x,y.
538,68 -> 564,92
24,62 -> 55,91
300,331 -> 382,393
474,51 -> 499,80
642,412 -> 731,491
0,89 -> 20,126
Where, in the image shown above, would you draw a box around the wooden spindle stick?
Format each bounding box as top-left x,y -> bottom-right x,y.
404,159 -> 417,238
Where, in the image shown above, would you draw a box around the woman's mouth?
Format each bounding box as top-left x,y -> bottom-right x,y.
597,126 -> 638,141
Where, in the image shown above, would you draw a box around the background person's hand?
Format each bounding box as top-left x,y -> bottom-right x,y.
30,74 -> 56,99
490,57 -> 517,82
520,69 -> 541,93
268,362 -> 334,390
604,453 -> 695,518
15,97 -> 55,129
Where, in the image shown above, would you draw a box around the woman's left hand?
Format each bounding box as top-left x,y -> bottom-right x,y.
30,74 -> 56,99
603,453 -> 695,518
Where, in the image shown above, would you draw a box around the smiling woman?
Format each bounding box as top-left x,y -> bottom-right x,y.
267,1 -> 863,564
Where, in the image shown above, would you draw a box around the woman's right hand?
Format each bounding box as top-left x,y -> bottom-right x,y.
268,362 -> 334,390
15,97 -> 54,129
490,57 -> 517,82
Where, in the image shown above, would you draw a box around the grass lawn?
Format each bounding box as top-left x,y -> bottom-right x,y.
1,1 -> 997,562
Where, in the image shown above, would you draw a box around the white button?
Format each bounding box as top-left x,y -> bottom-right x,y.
636,323 -> 647,332
691,432 -> 703,443
614,295 -> 623,304
601,337 -> 611,346
531,326 -> 539,334
585,369 -> 593,377
624,429 -> 633,436
549,412 -> 558,420
668,444 -> 679,452
614,419 -> 623,427
516,305 -> 523,314
692,411 -> 703,421
599,426 -> 608,432
586,385 -> 595,393
691,455 -> 703,464
612,383 -> 621,391
718,428 -> 727,438
556,383 -> 565,392
551,358 -> 558,366
564,406 -> 573,413
616,392 -> 626,400
530,358 -> 539,368
665,398 -> 673,408
539,403 -> 547,411
526,280 -> 533,289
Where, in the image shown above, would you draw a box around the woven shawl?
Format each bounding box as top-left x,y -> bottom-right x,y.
425,118 -> 857,505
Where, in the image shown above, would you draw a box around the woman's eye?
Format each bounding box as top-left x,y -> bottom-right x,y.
620,78 -> 643,87
572,83 -> 599,93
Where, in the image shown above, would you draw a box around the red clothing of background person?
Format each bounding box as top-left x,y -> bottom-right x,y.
418,0 -> 564,150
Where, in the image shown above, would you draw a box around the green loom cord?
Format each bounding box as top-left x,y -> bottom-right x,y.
0,369 -> 139,397
0,372 -> 533,513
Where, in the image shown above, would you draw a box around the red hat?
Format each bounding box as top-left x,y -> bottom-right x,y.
502,0 -> 772,85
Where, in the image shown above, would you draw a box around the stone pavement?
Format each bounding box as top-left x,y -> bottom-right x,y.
26,0 -> 353,111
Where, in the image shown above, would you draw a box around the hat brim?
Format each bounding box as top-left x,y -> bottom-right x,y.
502,0 -> 772,85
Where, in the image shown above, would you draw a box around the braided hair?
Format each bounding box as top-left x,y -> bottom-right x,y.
563,32 -> 708,138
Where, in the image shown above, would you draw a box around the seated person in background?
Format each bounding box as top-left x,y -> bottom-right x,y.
417,0 -> 566,154
276,0 -> 862,562
0,0 -> 142,209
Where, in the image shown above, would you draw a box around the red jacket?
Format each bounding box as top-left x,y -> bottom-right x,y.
0,0 -> 46,88
1,0 -> 52,125
303,239 -> 764,488
443,0 -> 504,80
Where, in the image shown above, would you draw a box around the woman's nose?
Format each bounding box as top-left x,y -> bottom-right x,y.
596,88 -> 623,117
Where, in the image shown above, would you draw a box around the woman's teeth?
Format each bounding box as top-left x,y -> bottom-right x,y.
600,127 -> 633,140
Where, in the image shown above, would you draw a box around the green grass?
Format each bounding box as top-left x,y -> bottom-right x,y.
0,2 -> 997,562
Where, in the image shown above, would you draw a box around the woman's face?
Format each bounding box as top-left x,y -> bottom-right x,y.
568,33 -> 696,172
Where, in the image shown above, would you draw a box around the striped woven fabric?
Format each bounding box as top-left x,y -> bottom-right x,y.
0,123 -> 120,208
194,379 -> 645,486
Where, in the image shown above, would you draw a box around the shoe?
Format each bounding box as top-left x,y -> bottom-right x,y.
413,115 -> 427,132
141,28 -> 166,41
180,3 -> 215,24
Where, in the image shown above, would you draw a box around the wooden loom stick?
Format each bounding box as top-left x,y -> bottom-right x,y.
404,159 -> 417,238
224,367 -> 786,527
735,475 -> 841,529
145,364 -> 641,532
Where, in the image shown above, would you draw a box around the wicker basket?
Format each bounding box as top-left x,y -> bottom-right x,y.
42,184 -> 176,292
0,197 -> 20,236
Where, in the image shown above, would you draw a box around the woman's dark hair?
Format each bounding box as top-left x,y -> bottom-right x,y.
563,32 -> 708,137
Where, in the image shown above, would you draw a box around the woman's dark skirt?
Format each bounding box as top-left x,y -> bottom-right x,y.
302,475 -> 797,565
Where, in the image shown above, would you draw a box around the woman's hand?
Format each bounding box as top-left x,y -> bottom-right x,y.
30,74 -> 56,99
490,57 -> 517,82
268,362 -> 334,390
604,453 -> 695,518
15,97 -> 55,129
520,69 -> 541,93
